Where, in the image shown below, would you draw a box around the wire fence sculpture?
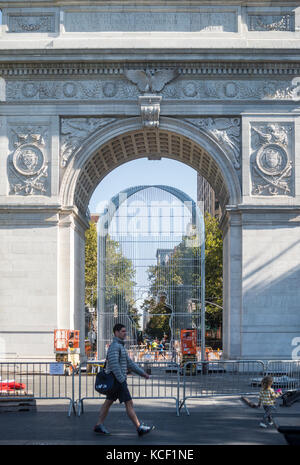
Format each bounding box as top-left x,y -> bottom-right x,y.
97,185 -> 205,361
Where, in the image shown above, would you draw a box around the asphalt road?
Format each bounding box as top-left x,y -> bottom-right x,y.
0,395 -> 299,446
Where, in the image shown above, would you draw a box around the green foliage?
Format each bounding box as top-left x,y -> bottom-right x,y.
105,235 -> 139,327
84,221 -> 140,326
85,221 -> 98,307
105,235 -> 136,300
142,297 -> 171,340
204,213 -> 223,329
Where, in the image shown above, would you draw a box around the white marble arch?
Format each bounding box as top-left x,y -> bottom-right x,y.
58,116 -> 242,361
1,0 -> 300,363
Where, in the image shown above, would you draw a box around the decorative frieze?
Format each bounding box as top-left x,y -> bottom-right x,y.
8,125 -> 50,196
250,123 -> 294,196
165,79 -> 297,101
5,77 -> 299,102
6,79 -> 130,101
8,14 -> 56,33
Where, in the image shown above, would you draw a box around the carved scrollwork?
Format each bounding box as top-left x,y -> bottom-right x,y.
8,14 -> 55,33
5,77 -> 299,102
60,117 -> 117,167
248,14 -> 293,32
186,117 -> 241,170
8,125 -> 49,196
139,95 -> 162,128
13,144 -> 45,176
250,123 -> 294,196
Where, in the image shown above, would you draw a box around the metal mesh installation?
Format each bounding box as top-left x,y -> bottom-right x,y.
97,185 -> 205,360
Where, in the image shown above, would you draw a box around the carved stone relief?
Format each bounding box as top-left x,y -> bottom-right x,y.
186,118 -> 241,170
59,116 -> 241,191
8,14 -> 56,33
8,125 -> 49,195
139,95 -> 162,128
250,123 -> 294,196
5,77 -> 299,102
123,69 -> 179,127
60,118 -> 117,167
248,14 -> 294,31
124,69 -> 180,94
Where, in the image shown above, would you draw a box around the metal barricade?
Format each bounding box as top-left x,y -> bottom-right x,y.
180,360 -> 265,415
77,361 -> 181,416
264,360 -> 300,390
0,362 -> 76,416
2,359 -> 298,417
134,350 -> 178,363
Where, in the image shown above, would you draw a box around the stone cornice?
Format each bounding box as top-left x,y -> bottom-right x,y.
227,204 -> 300,215
1,50 -> 300,64
1,60 -> 300,77
0,203 -> 90,229
1,0 -> 299,5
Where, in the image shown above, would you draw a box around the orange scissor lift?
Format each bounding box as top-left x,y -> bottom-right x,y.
54,329 -> 80,374
180,329 -> 198,374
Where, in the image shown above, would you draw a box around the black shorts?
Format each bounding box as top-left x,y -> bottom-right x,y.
106,380 -> 132,404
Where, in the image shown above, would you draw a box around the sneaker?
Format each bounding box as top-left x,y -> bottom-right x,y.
260,422 -> 268,428
94,424 -> 110,434
268,421 -> 274,426
137,423 -> 155,436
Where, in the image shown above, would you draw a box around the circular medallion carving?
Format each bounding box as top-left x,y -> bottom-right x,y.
13,144 -> 45,176
22,82 -> 38,98
224,82 -> 238,98
256,143 -> 288,176
63,82 -> 78,98
183,82 -> 197,97
103,82 -> 117,97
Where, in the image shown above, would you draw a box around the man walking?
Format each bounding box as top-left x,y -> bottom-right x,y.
94,323 -> 155,436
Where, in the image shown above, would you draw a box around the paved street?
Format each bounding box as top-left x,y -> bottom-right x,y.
0,395 -> 299,446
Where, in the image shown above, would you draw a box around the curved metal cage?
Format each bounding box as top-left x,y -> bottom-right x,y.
97,185 -> 205,361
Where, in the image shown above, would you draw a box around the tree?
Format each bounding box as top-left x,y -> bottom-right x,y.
85,220 -> 98,308
204,213 -> 223,330
142,296 -> 172,340
104,235 -> 140,327
85,222 -> 140,327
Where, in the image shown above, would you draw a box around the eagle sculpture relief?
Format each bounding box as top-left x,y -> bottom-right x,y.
124,68 -> 179,93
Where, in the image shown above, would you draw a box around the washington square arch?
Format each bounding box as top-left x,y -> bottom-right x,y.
1,0 -> 300,363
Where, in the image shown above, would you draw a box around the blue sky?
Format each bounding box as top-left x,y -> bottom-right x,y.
88,158 -> 198,214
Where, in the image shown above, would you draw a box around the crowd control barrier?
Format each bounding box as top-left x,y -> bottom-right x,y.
0,362 -> 76,416
179,360 -> 266,415
76,361 -> 181,416
263,360 -> 300,390
1,359 -> 299,417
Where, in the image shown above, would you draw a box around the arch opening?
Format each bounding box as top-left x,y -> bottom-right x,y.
72,121 -> 239,360
68,122 -> 240,217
